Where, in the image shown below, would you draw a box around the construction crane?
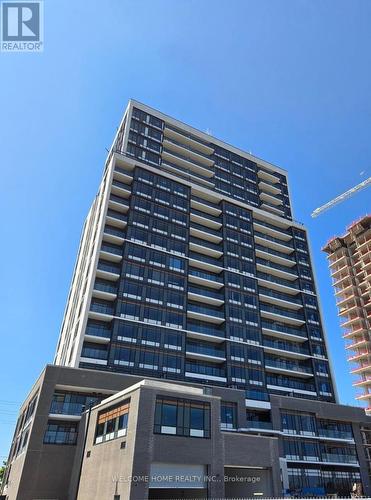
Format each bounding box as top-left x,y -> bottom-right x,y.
311,177 -> 371,218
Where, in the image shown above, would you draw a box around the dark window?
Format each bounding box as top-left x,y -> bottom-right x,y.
154,397 -> 210,438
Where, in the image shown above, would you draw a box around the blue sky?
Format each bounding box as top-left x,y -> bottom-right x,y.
0,0 -> 371,460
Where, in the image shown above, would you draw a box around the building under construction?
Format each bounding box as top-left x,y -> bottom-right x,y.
323,215 -> 371,413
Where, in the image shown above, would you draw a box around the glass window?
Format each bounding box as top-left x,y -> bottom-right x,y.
221,402 -> 237,430
154,397 -> 210,438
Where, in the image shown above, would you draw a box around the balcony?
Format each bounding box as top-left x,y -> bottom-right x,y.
259,286 -> 303,310
188,251 -> 223,273
191,196 -> 222,216
261,320 -> 308,343
106,209 -> 128,229
246,420 -> 273,430
257,271 -> 300,295
189,236 -> 223,258
163,125 -> 214,156
347,349 -> 371,362
113,165 -> 133,184
260,200 -> 285,217
161,159 -> 214,188
351,362 -> 371,375
49,401 -> 84,418
85,324 -> 111,343
190,222 -> 222,243
258,177 -> 281,196
187,303 -> 225,324
255,244 -> 296,267
264,358 -> 313,378
257,168 -> 280,184
263,339 -> 310,359
253,219 -> 292,242
111,179 -> 131,198
187,285 -> 224,306
190,209 -> 222,229
256,257 -> 298,281
188,268 -> 224,290
254,231 -> 294,254
259,190 -> 283,206
185,363 -> 226,383
186,343 -> 226,363
260,304 -> 305,326
92,280 -> 117,301
321,453 -> 358,465
103,225 -> 125,245
162,148 -> 214,179
96,261 -> 120,281
99,243 -> 122,263
163,136 -> 214,166
108,194 -> 129,213
187,323 -> 225,343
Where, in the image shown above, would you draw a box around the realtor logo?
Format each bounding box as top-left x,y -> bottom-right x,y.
1,1 -> 43,52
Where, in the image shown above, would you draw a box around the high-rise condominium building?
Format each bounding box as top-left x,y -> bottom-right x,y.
54,100 -> 336,402
323,215 -> 371,412
3,101 -> 371,500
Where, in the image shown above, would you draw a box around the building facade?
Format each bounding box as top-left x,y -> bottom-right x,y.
55,100 -> 336,405
2,101 -> 371,499
323,215 -> 371,412
2,365 -> 371,500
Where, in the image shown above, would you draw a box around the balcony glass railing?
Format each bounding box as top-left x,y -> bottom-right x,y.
189,268 -> 223,283
97,262 -> 121,274
245,390 -> 270,401
165,124 -> 213,148
260,304 -> 305,321
49,401 -> 84,416
106,210 -> 127,222
255,244 -> 296,262
190,222 -> 222,238
261,320 -> 307,339
190,236 -> 223,252
112,179 -> 131,191
86,325 -> 111,338
163,147 -> 212,171
189,251 -> 223,268
191,196 -> 221,211
318,429 -> 353,440
263,338 -> 309,355
162,159 -> 213,183
185,362 -> 226,378
267,376 -> 315,392
260,199 -> 284,211
255,231 -> 293,249
90,303 -> 114,315
256,257 -> 298,276
321,453 -> 358,464
254,218 -> 290,236
93,281 -> 117,294
104,226 -> 125,238
246,420 -> 273,430
164,136 -> 212,160
188,285 -> 224,301
257,271 -> 300,290
109,194 -> 129,206
191,208 -> 222,224
188,303 -> 224,318
265,358 -> 312,374
186,343 -> 225,358
43,430 -> 78,445
259,286 -> 303,305
100,244 -> 122,256
187,322 -> 225,338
